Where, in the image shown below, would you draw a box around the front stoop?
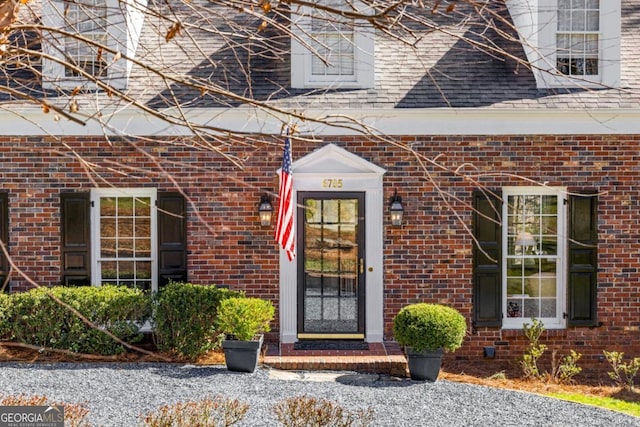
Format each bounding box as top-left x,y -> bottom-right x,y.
262,342 -> 408,377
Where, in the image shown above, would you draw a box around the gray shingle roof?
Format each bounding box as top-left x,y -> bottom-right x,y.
3,1 -> 639,111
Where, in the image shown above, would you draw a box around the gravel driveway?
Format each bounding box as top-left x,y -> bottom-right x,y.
0,362 -> 638,426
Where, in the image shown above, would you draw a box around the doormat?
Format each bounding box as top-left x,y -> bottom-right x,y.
294,341 -> 369,351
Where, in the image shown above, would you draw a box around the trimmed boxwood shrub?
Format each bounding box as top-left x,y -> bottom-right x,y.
392,303 -> 467,352
2,285 -> 151,355
153,282 -> 242,358
217,297 -> 275,341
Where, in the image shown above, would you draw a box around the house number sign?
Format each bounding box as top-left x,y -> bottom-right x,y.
322,179 -> 343,188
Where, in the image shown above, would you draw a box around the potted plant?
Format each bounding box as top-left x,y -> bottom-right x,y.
392,303 -> 466,381
216,297 -> 275,373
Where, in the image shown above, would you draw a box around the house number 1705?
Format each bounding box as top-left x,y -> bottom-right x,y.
322,179 -> 343,188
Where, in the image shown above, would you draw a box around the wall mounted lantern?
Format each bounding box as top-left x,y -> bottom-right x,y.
258,194 -> 273,226
389,191 -> 404,226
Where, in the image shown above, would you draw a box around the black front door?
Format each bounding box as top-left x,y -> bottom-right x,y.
297,192 -> 365,339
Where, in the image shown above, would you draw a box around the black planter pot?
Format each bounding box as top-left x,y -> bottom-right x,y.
405,347 -> 444,381
222,334 -> 264,373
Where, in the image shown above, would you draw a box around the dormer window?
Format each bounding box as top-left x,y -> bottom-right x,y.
556,0 -> 599,77
63,0 -> 109,78
291,0 -> 374,89
506,0 -> 620,89
42,0 -> 147,90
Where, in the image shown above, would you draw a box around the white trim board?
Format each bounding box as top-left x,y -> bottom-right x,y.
1,107 -> 639,136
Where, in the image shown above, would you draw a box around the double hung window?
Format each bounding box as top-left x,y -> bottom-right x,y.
556,0 -> 599,77
91,189 -> 156,291
291,0 -> 374,89
472,187 -> 598,329
504,188 -> 565,329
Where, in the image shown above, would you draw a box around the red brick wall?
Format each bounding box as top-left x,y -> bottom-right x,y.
1,134 -> 639,374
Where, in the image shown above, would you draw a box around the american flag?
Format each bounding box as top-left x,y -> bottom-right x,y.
275,128 -> 295,261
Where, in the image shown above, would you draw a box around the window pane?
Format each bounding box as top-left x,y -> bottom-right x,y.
322,200 -> 339,223
101,238 -> 116,258
541,236 -> 557,255
585,35 -> 598,54
101,261 -> 117,279
119,197 -> 134,216
136,239 -> 151,257
119,261 -> 134,279
586,11 -> 599,31
118,239 -> 133,257
523,299 -> 540,318
558,10 -> 571,31
135,197 -> 151,216
584,58 -> 598,75
571,10 -> 586,31
507,299 -> 523,318
118,218 -> 133,238
135,218 -> 150,237
541,299 -> 557,317
507,278 -> 524,296
101,218 -> 115,237
542,216 -> 557,235
137,261 -> 152,280
100,197 -> 116,216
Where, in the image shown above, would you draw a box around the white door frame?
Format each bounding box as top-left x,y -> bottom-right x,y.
278,144 -> 386,343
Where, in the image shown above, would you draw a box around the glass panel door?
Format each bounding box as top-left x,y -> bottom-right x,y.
297,192 -> 365,337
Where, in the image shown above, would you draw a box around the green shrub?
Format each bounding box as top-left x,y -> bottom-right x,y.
216,297 -> 275,341
521,318 -> 547,380
273,396 -> 373,427
3,285 -> 150,355
603,350 -> 640,390
152,282 -> 242,358
392,303 -> 466,352
551,349 -> 582,384
140,396 -> 248,427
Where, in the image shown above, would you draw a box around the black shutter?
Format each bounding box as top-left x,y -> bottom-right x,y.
567,194 -> 598,326
472,190 -> 502,327
60,192 -> 91,286
0,192 -> 9,292
157,192 -> 187,289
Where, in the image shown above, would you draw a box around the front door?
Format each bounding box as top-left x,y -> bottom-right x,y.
297,192 -> 365,339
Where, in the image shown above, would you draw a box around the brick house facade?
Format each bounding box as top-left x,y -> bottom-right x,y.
1,1 -> 639,373
1,133 -> 639,370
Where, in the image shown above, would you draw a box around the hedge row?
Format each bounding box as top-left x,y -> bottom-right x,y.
153,282 -> 242,358
0,282 -> 242,358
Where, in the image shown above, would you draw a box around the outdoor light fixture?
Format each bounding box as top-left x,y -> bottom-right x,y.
258,194 -> 273,226
389,191 -> 404,226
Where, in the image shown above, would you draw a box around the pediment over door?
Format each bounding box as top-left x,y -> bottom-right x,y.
291,144 -> 386,175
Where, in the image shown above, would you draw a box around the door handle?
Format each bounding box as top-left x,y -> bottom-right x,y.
360,258 -> 364,274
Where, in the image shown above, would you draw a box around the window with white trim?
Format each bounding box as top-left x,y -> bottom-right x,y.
503,187 -> 566,329
42,0 -> 146,89
556,0 -> 599,77
506,0 -> 620,88
64,0 -> 109,78
91,188 -> 157,292
291,0 -> 374,89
